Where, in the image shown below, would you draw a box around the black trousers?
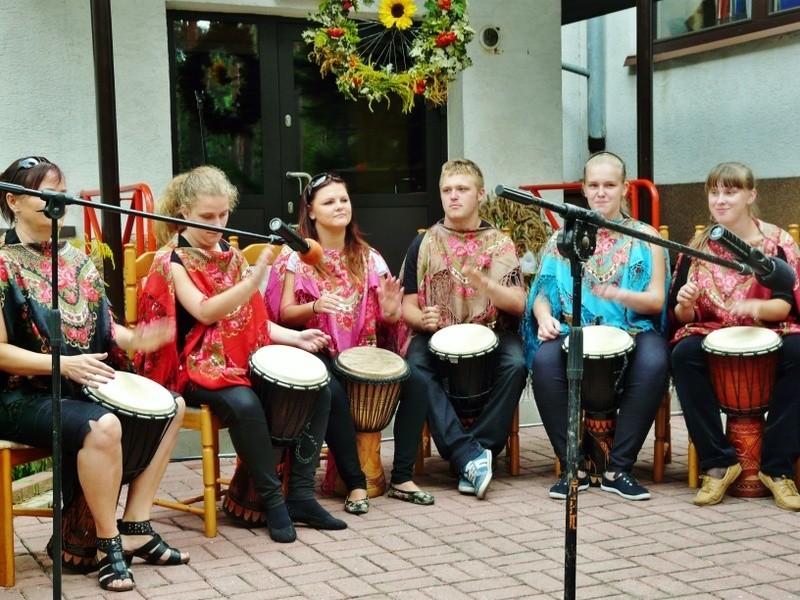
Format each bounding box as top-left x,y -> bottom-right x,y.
404,330 -> 527,472
319,353 -> 429,489
532,330 -> 669,473
184,382 -> 330,509
671,333 -> 800,477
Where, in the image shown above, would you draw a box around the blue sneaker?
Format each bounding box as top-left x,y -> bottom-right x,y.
462,449 -> 492,499
549,473 -> 590,499
458,476 -> 474,495
600,472 -> 650,500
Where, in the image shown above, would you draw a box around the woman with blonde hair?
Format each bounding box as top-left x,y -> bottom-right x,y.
137,165 -> 346,542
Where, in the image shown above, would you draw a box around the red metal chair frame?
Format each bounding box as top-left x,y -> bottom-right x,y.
80,183 -> 156,256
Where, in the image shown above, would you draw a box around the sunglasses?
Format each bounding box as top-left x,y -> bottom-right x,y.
8,156 -> 50,183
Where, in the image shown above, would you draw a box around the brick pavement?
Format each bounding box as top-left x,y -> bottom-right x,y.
4,411 -> 800,600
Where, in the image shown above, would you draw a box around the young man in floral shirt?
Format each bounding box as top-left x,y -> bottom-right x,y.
401,158 -> 527,499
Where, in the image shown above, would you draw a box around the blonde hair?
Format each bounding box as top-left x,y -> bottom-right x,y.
154,165 -> 238,246
692,162 -> 759,249
583,151 -> 629,213
440,158 -> 484,190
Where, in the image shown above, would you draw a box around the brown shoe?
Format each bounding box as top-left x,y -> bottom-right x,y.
693,463 -> 742,506
757,472 -> 800,511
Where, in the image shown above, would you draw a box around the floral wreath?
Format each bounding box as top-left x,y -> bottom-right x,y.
303,0 -> 474,112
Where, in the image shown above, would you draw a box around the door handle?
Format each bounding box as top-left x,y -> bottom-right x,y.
285,171 -> 312,215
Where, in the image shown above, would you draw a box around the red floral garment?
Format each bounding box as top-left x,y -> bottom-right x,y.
135,236 -> 270,392
0,230 -> 129,396
670,219 -> 800,341
416,221 -> 523,332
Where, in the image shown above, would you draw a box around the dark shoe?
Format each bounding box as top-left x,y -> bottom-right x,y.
265,503 -> 297,543
96,535 -> 134,592
268,522 -> 297,543
118,520 -> 189,565
287,500 -> 348,530
387,484 -> 435,505
549,473 -> 590,499
600,472 -> 651,501
344,494 -> 370,515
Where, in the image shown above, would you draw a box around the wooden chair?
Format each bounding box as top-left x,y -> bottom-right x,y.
0,442 -> 52,587
123,243 -> 228,537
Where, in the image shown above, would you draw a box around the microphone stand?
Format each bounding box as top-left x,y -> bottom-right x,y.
0,181 -> 282,599
494,184 -> 750,600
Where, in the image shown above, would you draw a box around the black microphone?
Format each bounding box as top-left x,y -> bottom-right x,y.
268,218 -> 322,265
708,225 -> 797,293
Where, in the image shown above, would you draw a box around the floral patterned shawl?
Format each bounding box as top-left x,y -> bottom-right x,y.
670,219 -> 800,341
520,218 -> 670,368
0,228 -> 129,398
265,245 -> 406,357
135,235 -> 270,392
414,221 -> 523,333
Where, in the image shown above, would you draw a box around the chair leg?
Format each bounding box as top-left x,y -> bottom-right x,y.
414,421 -> 431,475
688,439 -> 700,488
652,393 -> 670,483
507,406 -> 520,476
1,449 -> 15,587
199,405 -> 219,538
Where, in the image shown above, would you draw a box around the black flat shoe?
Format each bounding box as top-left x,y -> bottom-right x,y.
286,502 -> 348,530
344,494 -> 370,515
387,484 -> 435,506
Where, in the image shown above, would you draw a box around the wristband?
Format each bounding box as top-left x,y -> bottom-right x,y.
312,299 -> 319,314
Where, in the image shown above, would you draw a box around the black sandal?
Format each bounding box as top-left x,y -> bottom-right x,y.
118,520 -> 189,566
96,535 -> 134,592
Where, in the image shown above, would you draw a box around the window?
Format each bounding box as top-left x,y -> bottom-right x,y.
655,0 -> 800,53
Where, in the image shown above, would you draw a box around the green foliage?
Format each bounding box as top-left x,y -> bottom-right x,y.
11,457 -> 52,481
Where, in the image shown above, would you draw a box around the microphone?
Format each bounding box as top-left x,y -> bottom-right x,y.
709,225 -> 797,293
268,218 -> 323,265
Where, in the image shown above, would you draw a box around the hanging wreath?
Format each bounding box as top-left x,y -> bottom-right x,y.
303,0 -> 474,112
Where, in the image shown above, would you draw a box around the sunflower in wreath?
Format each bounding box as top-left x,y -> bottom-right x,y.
303,0 -> 474,112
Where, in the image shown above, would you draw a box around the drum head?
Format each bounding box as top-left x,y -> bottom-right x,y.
250,345 -> 329,388
429,324 -> 499,360
563,325 -> 634,358
333,347 -> 408,381
87,372 -> 176,417
702,326 -> 782,355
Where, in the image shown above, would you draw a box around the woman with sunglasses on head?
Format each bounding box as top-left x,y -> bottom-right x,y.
0,157 -> 189,592
136,165 -> 346,543
266,173 -> 433,514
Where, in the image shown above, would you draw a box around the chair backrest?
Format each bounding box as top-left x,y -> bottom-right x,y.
241,243 -> 281,265
123,243 -> 156,327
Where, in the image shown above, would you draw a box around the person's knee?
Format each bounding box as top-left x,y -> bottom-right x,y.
85,413 -> 122,450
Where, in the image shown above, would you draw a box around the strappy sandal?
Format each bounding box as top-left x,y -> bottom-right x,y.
344,494 -> 370,515
118,520 -> 189,566
387,484 -> 435,506
96,535 -> 134,592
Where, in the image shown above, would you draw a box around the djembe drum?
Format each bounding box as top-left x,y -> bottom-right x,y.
702,326 -> 782,497
49,372 -> 178,572
324,346 -> 409,498
429,324 -> 499,426
563,325 -> 635,482
223,345 -> 329,527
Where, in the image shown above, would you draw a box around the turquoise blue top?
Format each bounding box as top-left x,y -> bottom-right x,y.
520,217 -> 670,368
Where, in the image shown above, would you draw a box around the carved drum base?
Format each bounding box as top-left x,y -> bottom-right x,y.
726,415 -> 770,498
584,413 -> 615,486
324,431 -> 387,498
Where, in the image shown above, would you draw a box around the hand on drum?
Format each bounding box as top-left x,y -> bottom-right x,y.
537,314 -> 563,341
419,305 -> 441,333
62,353 -> 115,388
730,299 -> 762,319
377,276 -> 403,319
292,328 -> 331,354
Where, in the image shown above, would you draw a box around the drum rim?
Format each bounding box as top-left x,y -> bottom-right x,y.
84,372 -> 178,418
332,346 -> 410,381
702,326 -> 783,355
429,324 -> 500,359
562,325 -> 635,358
250,344 -> 330,387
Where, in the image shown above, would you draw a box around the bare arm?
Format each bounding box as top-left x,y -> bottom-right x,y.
593,242 -> 666,315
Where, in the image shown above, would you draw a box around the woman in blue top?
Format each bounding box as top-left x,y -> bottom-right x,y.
521,151 -> 670,502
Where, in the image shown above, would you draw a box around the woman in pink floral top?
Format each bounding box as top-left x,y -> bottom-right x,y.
670,162 -> 800,510
268,172 -> 433,514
